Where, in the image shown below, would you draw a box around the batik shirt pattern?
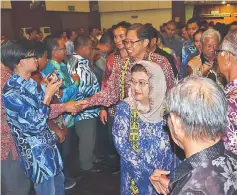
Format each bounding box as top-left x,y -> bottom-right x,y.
224,79 -> 237,154
180,40 -> 198,79
2,74 -> 63,183
113,101 -> 178,195
169,141 -> 237,195
87,51 -> 175,108
67,54 -> 100,122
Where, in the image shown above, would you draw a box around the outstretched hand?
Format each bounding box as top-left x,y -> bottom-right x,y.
149,169 -> 170,195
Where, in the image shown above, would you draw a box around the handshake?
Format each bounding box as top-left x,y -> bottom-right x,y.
63,100 -> 89,114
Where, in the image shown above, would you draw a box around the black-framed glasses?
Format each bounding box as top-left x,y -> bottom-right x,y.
24,55 -> 38,59
214,49 -> 236,57
123,39 -> 142,46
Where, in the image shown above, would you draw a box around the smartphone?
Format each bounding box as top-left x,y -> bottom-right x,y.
47,71 -> 60,83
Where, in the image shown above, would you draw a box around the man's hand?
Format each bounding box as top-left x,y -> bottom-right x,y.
44,78 -> 63,105
76,99 -> 89,110
64,101 -> 83,113
100,109 -> 107,125
150,169 -> 170,195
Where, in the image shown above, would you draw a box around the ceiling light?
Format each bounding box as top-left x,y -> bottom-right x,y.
222,1 -> 226,4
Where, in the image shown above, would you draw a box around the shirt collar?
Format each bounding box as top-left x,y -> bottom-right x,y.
129,48 -> 151,63
200,53 -> 213,66
48,59 -> 64,70
73,54 -> 89,63
171,141 -> 225,181
224,78 -> 237,95
11,73 -> 37,91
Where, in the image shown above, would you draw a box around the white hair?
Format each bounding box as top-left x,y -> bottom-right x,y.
201,29 -> 221,44
165,76 -> 227,141
220,29 -> 237,60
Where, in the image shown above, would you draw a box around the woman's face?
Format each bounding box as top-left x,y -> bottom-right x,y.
131,71 -> 149,104
38,51 -> 48,70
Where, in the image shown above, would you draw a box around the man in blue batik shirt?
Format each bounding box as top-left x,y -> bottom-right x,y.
67,35 -> 101,172
42,37 -> 80,189
2,40 -> 81,195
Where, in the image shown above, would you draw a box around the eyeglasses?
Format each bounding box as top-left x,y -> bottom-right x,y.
131,79 -> 148,88
123,39 -> 142,46
24,55 -> 38,59
214,50 -> 236,57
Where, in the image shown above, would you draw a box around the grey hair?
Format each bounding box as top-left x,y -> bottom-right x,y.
220,29 -> 237,60
200,29 -> 221,44
165,76 -> 227,141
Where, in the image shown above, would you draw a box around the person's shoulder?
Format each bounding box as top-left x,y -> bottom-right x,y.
2,76 -> 21,96
187,55 -> 201,69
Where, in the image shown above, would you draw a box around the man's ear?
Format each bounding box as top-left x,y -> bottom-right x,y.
170,113 -> 185,139
224,51 -> 231,68
143,39 -> 149,47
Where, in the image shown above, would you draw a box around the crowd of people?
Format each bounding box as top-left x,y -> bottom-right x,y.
1,17 -> 237,195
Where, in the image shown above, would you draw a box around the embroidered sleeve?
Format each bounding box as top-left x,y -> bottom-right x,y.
101,53 -> 114,91
49,103 -> 65,119
86,63 -> 121,107
112,102 -> 154,184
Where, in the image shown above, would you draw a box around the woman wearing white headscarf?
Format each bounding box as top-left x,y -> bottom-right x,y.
113,61 -> 177,195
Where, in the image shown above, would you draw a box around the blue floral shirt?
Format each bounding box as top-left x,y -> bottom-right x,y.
2,74 -> 63,183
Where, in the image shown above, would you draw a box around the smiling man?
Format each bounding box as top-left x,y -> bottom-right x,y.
77,23 -> 175,111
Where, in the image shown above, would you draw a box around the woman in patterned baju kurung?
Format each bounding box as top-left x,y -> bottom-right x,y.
113,61 -> 178,195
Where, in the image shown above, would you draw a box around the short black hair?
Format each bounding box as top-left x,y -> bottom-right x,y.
44,37 -> 59,59
74,35 -> 90,50
112,21 -> 131,32
193,29 -> 205,40
128,23 -> 149,40
33,41 -> 47,58
147,25 -> 158,40
186,18 -> 201,28
1,39 -> 34,70
99,32 -> 113,45
131,63 -> 147,74
66,29 -> 76,40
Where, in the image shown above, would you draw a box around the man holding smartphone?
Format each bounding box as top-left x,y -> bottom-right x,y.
42,37 -> 80,190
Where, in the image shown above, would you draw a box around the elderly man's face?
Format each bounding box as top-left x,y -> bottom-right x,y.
202,37 -> 219,61
125,30 -> 148,58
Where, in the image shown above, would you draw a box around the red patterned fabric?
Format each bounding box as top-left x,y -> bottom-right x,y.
1,67 -> 18,160
87,50 -> 175,108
